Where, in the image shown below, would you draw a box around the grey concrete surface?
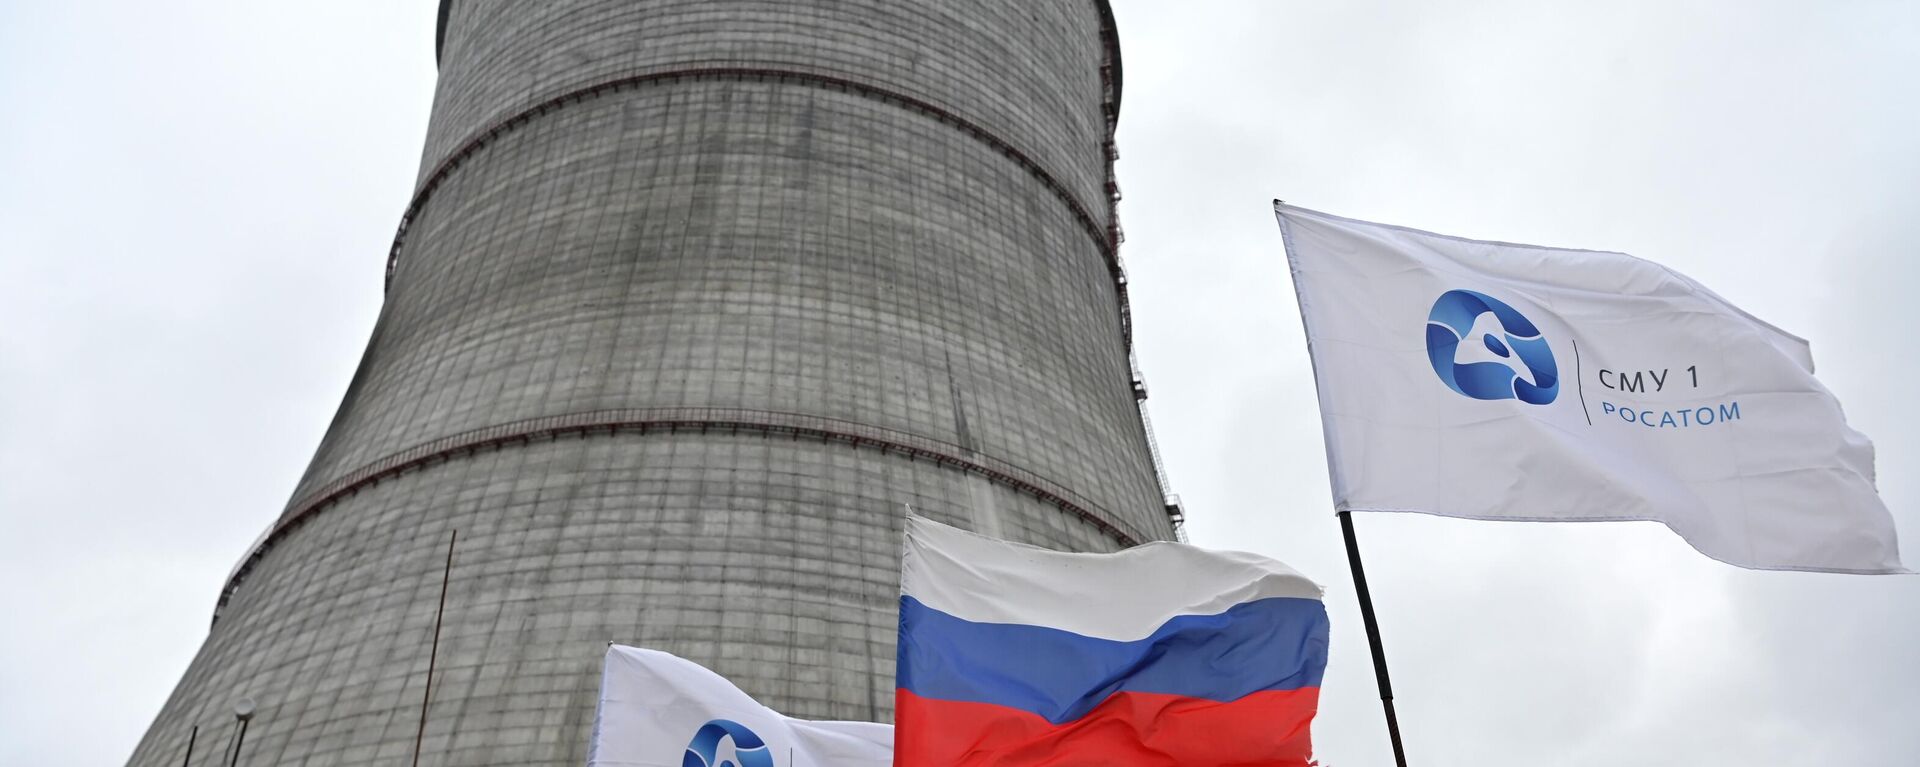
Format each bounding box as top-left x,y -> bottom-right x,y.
125,2 -> 1168,765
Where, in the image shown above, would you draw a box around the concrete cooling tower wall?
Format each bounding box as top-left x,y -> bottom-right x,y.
126,2 -> 1173,764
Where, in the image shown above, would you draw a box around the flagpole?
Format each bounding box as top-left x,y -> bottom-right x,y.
1338,511 -> 1408,767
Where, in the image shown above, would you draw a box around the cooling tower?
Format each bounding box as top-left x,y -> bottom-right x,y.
126,1 -> 1174,764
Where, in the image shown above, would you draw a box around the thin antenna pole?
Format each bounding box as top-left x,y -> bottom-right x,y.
1339,511 -> 1409,767
219,719 -> 240,766
179,725 -> 197,767
226,718 -> 249,767
413,529 -> 457,767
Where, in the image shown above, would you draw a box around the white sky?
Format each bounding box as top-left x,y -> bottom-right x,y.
3,2 -> 1916,765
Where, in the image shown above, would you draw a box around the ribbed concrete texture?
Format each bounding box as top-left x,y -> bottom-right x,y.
127,2 -> 1173,765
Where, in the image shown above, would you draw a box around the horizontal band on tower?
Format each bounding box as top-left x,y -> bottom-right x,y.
384,65 -> 1136,349
213,407 -> 1149,625
433,2 -> 1124,120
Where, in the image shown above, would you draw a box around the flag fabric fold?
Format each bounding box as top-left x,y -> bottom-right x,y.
1275,201 -> 1904,574
588,645 -> 891,767
894,515 -> 1329,766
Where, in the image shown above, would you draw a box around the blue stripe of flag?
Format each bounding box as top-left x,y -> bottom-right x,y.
896,595 -> 1329,725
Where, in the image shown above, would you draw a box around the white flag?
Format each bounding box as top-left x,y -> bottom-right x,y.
587,645 -> 891,767
1275,202 -> 1903,574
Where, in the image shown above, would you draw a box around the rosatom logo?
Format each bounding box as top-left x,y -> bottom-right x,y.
1425,289 -> 1559,405
684,719 -> 774,767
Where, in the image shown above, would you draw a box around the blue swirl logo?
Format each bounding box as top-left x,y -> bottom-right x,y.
683,720 -> 773,767
1425,290 -> 1559,405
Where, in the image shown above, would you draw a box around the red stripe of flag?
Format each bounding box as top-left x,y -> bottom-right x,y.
894,687 -> 1321,767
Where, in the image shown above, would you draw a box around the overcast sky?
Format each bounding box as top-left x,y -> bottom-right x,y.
4,2 -> 1917,765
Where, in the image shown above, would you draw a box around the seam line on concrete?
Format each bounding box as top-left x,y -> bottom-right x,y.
384,66 -> 1133,343
213,407 -> 1148,626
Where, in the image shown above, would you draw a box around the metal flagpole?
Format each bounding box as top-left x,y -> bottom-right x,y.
1339,511 -> 1409,767
413,529 -> 457,767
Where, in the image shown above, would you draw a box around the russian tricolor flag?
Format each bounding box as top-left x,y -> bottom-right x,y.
895,516 -> 1330,766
